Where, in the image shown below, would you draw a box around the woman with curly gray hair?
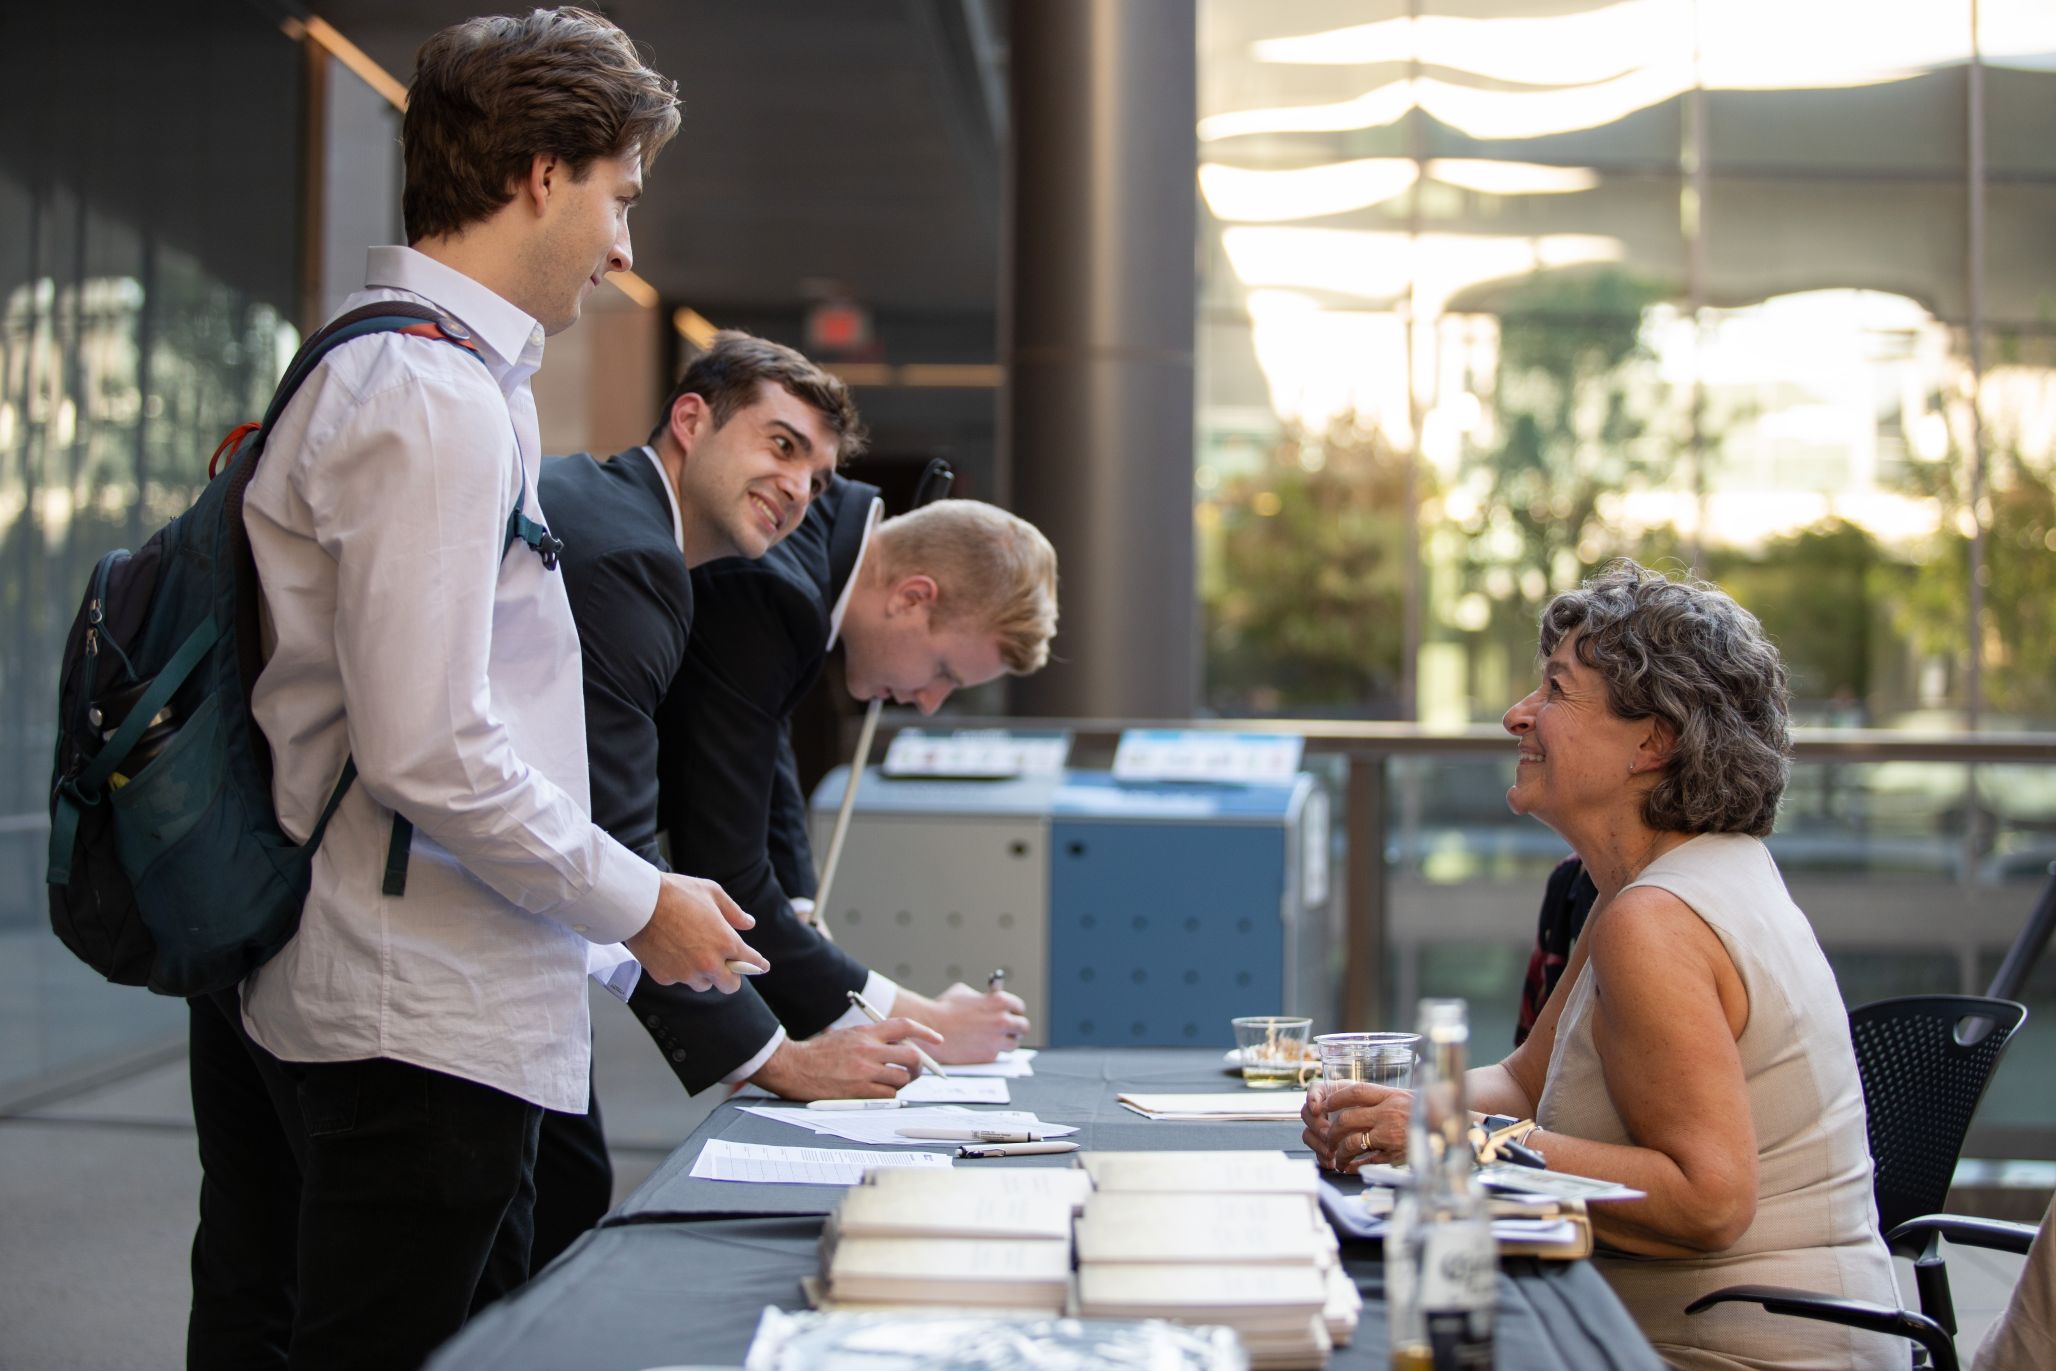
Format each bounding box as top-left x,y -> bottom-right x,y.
1304,561 -> 1900,1370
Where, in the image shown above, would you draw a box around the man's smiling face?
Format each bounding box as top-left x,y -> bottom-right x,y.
671,380 -> 840,563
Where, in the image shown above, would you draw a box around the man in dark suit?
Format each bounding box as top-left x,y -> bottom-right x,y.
529,485 -> 1059,1266
530,331 -> 941,1265
648,493 -> 1060,1097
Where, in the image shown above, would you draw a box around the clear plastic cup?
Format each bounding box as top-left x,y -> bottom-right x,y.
1312,1031 -> 1419,1169
1315,1031 -> 1419,1090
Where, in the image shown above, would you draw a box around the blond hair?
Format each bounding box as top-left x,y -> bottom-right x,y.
872,500 -> 1058,673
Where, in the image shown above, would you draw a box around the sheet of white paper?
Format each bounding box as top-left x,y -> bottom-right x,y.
1117,1090 -> 1306,1120
687,1138 -> 952,1185
738,1105 -> 1077,1146
940,1048 -> 1038,1078
897,1075 -> 1010,1104
1478,1163 -> 1645,1203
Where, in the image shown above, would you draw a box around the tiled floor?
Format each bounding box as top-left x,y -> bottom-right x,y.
0,997 -> 2038,1370
0,985 -> 719,1371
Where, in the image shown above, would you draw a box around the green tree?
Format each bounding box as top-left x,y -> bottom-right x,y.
1896,445 -> 2056,723
1202,421 -> 1414,714
1705,519 -> 1912,714
1885,335 -> 2056,724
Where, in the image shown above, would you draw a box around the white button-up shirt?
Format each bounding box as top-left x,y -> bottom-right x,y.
241,247 -> 660,1112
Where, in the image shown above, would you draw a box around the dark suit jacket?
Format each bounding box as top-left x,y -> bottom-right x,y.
644,476 -> 884,1090
539,449 -> 692,870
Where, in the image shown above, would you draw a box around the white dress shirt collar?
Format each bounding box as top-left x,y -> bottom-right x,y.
362,245 -> 544,376
637,445 -> 686,555
826,497 -> 883,650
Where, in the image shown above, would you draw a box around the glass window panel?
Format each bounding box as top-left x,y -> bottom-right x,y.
1705,72 -> 1969,177
0,0 -> 304,1093
1408,0 -> 1687,170
1980,0 -> 2056,177
1968,330 -> 2056,728
1705,178 -> 1968,316
1985,185 -> 2056,329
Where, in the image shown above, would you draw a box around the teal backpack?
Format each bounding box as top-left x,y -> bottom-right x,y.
46,301 -> 562,995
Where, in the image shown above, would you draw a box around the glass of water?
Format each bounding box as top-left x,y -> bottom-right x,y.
1314,1031 -> 1419,1131
1231,1016 -> 1315,1088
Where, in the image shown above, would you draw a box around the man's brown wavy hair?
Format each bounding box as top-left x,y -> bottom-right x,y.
403,7 -> 680,243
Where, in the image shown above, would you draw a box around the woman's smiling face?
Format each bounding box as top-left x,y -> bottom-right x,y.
1502,632 -> 1653,827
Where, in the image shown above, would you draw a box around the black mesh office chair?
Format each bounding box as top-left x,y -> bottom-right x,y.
1687,995 -> 2028,1370
1857,996 -> 2030,1235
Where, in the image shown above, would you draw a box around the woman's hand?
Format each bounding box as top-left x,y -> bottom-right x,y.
1302,1080 -> 1413,1171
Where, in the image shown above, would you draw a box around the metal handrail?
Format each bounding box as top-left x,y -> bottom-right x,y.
865,715 -> 2056,765
5,719 -> 2040,835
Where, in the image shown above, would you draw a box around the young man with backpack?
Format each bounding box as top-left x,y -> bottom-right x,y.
184,12 -> 765,1368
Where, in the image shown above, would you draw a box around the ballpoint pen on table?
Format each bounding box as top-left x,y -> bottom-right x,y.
846,989 -> 950,1079
956,1141 -> 1079,1159
895,1128 -> 1042,1143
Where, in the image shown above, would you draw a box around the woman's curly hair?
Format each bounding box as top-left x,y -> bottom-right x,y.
1539,560 -> 1791,838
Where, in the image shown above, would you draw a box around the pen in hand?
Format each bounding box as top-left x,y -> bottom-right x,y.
846,990 -> 950,1079
986,967 -> 1007,994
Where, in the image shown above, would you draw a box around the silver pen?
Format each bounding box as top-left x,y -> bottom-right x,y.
846,989 -> 950,1079
896,1128 -> 1041,1143
986,967 -> 1007,994
957,1140 -> 1079,1159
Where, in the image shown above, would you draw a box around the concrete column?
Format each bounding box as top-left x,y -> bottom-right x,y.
1005,0 -> 1196,718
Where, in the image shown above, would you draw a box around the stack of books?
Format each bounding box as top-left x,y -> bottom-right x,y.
1073,1151 -> 1359,1370
810,1168 -> 1079,1315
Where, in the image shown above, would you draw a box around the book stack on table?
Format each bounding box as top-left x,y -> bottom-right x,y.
812,1169 -> 1085,1315
1072,1152 -> 1360,1370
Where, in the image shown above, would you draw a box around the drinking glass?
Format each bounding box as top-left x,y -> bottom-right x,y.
1314,1031 -> 1420,1155
1231,1015 -> 1315,1088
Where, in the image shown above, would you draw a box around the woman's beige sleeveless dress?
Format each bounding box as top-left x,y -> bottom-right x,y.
1535,832 -> 1903,1370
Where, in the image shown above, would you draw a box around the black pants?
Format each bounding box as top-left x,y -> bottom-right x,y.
529,1081 -> 615,1272
186,990 -> 543,1371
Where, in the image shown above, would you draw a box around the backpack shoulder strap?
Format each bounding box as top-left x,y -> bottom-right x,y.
249,304 -> 488,900
261,301 -> 479,432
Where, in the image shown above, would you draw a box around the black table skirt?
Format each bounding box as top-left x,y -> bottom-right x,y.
429,1048 -> 1664,1371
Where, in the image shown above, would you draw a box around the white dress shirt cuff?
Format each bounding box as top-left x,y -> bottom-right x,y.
561,832 -> 661,945
724,1026 -> 789,1086
826,971 -> 900,1031
586,943 -> 642,1003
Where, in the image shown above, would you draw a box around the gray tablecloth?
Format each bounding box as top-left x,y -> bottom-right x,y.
429,1048 -> 1664,1371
